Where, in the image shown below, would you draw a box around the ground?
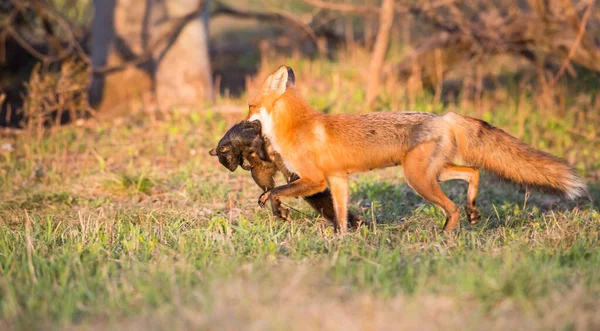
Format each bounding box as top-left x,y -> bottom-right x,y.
1,58 -> 599,330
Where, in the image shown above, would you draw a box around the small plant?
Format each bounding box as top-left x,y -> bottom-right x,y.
21,60 -> 93,138
103,173 -> 155,195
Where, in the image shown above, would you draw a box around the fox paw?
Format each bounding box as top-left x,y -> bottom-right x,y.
258,191 -> 271,207
467,208 -> 481,225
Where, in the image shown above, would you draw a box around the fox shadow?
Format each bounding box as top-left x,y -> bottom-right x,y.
350,174 -> 598,231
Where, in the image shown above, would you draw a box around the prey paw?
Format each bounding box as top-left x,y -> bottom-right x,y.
258,191 -> 271,207
277,206 -> 291,221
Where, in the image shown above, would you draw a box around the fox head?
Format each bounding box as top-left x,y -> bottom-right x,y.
247,65 -> 295,121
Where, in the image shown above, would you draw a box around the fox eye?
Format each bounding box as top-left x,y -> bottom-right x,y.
219,146 -> 230,153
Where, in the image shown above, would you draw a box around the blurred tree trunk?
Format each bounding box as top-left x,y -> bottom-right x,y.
89,0 -> 212,112
365,0 -> 395,110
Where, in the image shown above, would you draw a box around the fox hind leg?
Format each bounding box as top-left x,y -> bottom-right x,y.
438,165 -> 481,225
403,142 -> 461,232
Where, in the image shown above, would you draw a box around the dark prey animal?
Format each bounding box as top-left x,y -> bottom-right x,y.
209,120 -> 360,228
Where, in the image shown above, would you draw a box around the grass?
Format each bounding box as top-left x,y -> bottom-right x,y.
1,57 -> 600,330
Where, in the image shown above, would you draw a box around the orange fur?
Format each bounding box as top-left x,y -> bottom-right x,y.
249,66 -> 587,233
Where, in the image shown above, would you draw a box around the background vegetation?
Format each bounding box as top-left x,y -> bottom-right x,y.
1,0 -> 599,329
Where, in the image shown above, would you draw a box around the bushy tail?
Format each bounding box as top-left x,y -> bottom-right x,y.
447,113 -> 587,199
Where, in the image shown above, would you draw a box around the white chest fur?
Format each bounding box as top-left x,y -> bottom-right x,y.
249,107 -> 297,174
249,107 -> 275,145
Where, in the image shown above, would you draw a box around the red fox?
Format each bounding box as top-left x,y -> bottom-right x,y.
247,65 -> 587,233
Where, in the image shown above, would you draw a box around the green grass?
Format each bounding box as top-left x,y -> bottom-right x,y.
1,59 -> 600,329
1,196 -> 599,329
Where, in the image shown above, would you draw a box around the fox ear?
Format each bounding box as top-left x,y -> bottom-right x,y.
266,65 -> 295,96
285,66 -> 295,87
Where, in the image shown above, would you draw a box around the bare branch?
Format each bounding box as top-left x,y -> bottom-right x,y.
550,0 -> 594,86
301,0 -> 458,15
397,0 -> 600,87
213,0 -> 332,54
300,0 -> 379,14
1,1 -> 87,64
258,0 -> 320,48
93,0 -> 207,75
212,0 -> 319,42
396,0 -> 459,14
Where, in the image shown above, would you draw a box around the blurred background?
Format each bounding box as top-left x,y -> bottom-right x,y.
1,0 -> 600,189
1,0 -> 599,189
2,0 -> 600,173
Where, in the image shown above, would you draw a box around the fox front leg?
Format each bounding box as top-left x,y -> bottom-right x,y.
258,177 -> 327,208
326,175 -> 350,233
